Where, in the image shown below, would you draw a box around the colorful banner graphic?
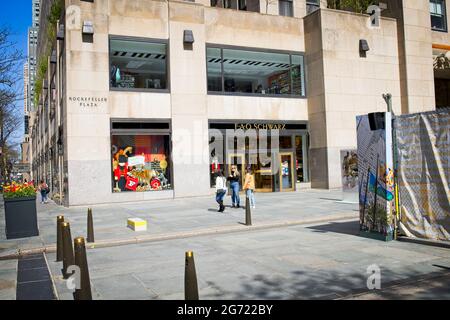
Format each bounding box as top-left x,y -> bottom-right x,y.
356,112 -> 395,240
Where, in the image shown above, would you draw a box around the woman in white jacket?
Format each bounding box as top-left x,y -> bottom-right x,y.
215,170 -> 227,212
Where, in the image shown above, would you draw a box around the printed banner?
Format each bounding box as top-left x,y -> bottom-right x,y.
341,149 -> 358,202
395,109 -> 450,241
356,112 -> 395,240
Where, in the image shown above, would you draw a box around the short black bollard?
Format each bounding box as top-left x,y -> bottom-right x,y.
245,196 -> 252,226
185,251 -> 199,300
62,222 -> 75,279
73,237 -> 92,300
56,215 -> 64,262
87,208 -> 94,243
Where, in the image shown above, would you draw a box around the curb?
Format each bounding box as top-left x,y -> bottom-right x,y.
0,213 -> 358,260
397,236 -> 450,249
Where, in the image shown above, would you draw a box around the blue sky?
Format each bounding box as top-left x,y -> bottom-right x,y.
0,0 -> 32,149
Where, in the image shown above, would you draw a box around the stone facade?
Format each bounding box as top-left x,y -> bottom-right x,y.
30,0 -> 445,206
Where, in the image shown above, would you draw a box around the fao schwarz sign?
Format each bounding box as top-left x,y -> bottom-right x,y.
69,96 -> 108,107
235,123 -> 286,130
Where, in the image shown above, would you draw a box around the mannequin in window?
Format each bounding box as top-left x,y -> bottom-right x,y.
114,155 -> 129,191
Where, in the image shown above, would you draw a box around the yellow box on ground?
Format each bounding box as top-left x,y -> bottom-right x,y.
127,218 -> 147,231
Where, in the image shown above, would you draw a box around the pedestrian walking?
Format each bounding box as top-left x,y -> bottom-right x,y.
38,180 -> 49,204
243,166 -> 256,209
227,165 -> 241,208
215,170 -> 227,212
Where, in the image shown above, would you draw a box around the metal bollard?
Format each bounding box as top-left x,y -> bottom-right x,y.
56,215 -> 64,262
62,222 -> 74,279
245,196 -> 252,226
87,208 -> 94,243
184,251 -> 199,300
73,237 -> 92,300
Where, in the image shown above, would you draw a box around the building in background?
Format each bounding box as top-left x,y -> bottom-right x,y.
21,0 -> 41,181
30,0 -> 448,206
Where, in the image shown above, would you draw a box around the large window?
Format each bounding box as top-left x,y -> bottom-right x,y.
210,0 -> 260,12
207,46 -> 306,97
430,0 -> 447,31
111,122 -> 172,193
306,0 -> 320,14
279,0 -> 294,17
109,38 -> 168,90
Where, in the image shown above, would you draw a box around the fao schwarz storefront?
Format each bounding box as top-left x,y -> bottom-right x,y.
209,120 -> 310,192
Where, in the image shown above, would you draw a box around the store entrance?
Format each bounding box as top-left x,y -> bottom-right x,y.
209,121 -> 309,193
279,152 -> 295,192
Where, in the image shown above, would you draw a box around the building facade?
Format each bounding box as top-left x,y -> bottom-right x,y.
30,0 -> 449,206
21,0 -> 41,179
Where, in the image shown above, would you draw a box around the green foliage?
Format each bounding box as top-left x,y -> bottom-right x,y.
34,0 -> 64,105
327,0 -> 378,14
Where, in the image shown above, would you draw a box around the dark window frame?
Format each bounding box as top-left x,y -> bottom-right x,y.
108,35 -> 171,93
109,118 -> 174,194
206,44 -> 307,99
430,0 -> 448,32
279,0 -> 294,17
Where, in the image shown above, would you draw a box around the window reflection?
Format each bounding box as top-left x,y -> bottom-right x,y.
207,46 -> 306,97
110,38 -> 168,90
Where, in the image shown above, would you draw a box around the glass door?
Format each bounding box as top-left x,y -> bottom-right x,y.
279,152 -> 295,192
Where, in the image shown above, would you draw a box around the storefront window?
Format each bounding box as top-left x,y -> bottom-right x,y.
207,46 -> 306,97
111,134 -> 172,192
109,38 -> 168,90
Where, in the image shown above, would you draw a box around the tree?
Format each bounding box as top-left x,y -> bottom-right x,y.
327,0 -> 377,14
0,27 -> 24,183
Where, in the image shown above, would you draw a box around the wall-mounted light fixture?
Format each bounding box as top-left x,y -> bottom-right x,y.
184,30 -> 194,44
57,24 -> 65,40
183,30 -> 194,50
82,21 -> 94,43
50,50 -> 57,64
82,21 -> 94,35
359,39 -> 369,57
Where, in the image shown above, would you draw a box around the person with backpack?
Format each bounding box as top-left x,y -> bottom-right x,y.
215,170 -> 227,212
38,180 -> 49,204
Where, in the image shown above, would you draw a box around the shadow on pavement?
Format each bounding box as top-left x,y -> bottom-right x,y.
306,220 -> 360,237
202,268 -> 450,300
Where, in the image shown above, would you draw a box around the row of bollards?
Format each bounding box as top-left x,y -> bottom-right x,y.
56,208 -> 95,300
56,208 -> 202,300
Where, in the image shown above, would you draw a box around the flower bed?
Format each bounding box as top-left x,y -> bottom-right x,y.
2,182 -> 39,239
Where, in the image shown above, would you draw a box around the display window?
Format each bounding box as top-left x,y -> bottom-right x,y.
111,134 -> 172,192
109,37 -> 168,90
206,46 -> 306,97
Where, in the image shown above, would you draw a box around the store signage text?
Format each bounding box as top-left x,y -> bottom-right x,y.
235,123 -> 286,131
69,96 -> 108,107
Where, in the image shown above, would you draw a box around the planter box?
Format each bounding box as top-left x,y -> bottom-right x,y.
4,196 -> 39,239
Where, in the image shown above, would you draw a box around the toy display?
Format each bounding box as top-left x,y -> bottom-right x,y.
112,136 -> 171,193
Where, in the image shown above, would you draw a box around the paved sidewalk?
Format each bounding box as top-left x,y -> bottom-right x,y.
46,219 -> 450,300
0,189 -> 358,257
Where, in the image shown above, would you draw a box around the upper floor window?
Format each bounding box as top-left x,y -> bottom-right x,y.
430,0 -> 447,32
109,37 -> 168,91
279,0 -> 294,17
207,45 -> 306,97
306,0 -> 320,14
210,0 -> 260,12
